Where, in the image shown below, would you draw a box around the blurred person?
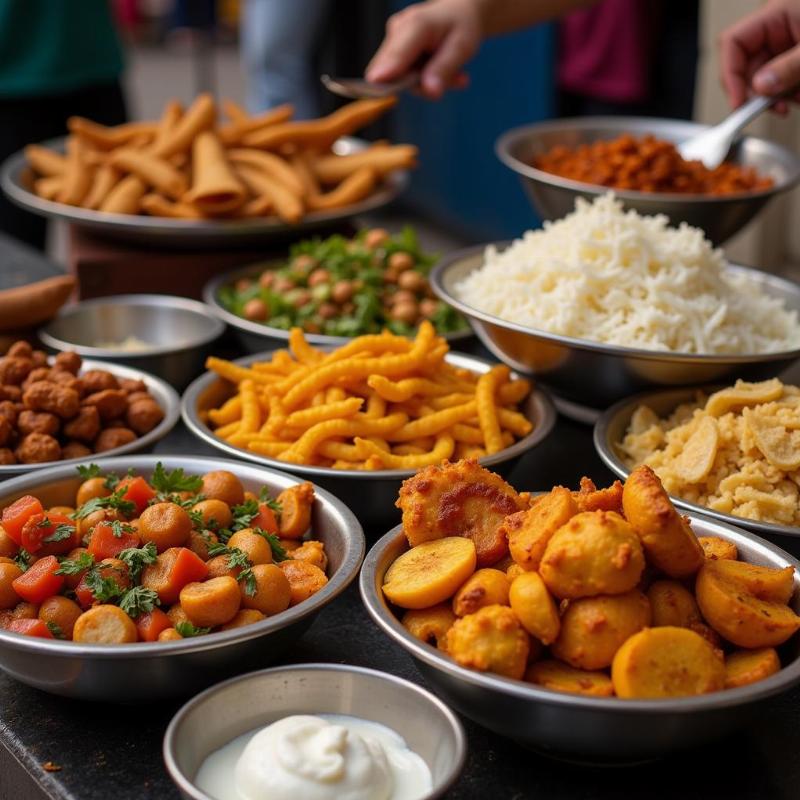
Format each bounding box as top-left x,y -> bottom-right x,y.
0,0 -> 127,250
241,0 -> 332,118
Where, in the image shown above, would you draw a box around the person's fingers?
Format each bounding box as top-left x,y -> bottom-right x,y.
419,29 -> 479,98
719,11 -> 769,107
753,42 -> 800,95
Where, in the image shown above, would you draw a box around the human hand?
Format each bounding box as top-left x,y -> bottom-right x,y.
720,0 -> 800,111
365,0 -> 482,99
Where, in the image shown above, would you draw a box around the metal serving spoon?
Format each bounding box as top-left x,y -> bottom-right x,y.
321,71 -> 420,99
678,94 -> 774,169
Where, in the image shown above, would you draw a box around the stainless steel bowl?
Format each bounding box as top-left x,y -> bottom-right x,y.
164,664 -> 466,800
0,358 -> 179,478
203,263 -> 473,353
496,116 -> 800,245
594,385 -> 800,539
38,294 -> 225,390
430,244 -> 800,408
181,351 -> 557,530
361,516 -> 800,762
0,455 -> 364,701
2,137 -> 408,248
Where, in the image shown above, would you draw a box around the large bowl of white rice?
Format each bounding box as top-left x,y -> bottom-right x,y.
430,195 -> 800,408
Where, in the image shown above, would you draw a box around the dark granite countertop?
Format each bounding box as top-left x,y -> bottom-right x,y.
1,236 -> 800,800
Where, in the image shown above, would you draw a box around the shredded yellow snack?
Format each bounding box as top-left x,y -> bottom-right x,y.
618,379 -> 800,526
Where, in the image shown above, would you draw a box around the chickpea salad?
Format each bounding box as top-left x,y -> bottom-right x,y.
0,463 -> 328,644
218,227 -> 468,338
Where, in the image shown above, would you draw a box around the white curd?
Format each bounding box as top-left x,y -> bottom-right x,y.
194,714 -> 432,800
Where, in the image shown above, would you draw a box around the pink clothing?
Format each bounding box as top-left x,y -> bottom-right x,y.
558,0 -> 654,103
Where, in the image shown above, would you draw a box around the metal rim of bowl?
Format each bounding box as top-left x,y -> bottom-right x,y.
0,359 -> 180,476
0,455 -> 365,657
202,262 -> 474,347
162,662 -> 468,800
593,385 -> 800,538
495,116 -> 800,202
360,516 -> 800,714
0,136 -> 408,237
180,349 -> 558,481
430,243 -> 800,364
38,294 -> 226,359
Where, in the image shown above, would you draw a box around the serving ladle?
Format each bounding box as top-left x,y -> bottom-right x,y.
321,71 -> 420,99
678,94 -> 774,169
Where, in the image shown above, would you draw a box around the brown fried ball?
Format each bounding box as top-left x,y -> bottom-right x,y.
0,448 -> 15,465
0,415 -> 10,447
54,351 -> 81,374
23,381 -> 80,419
63,405 -> 101,442
61,441 -> 93,460
0,400 -> 17,426
119,378 -> 147,394
94,427 -> 136,452
15,432 -> 61,463
6,341 -> 32,359
17,409 -> 60,437
125,399 -> 164,434
80,369 -> 119,394
82,389 -> 127,421
0,357 -> 33,385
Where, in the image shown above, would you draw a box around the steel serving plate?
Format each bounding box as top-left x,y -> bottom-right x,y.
38,294 -> 225,390
0,358 -> 179,478
1,136 -> 409,247
430,245 -> 800,409
496,116 -> 800,245
163,664 -> 466,800
203,263 -> 473,353
594,385 -> 800,539
0,455 -> 364,701
180,351 -> 557,530
361,515 -> 800,761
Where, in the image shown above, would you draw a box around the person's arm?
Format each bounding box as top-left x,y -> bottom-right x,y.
366,0 -> 597,99
720,0 -> 800,110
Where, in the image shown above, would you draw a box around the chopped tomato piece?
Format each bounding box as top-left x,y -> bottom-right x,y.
135,607 -> 171,642
11,556 -> 65,604
118,476 -> 156,515
87,521 -> 140,560
141,547 -> 208,605
6,618 -> 54,638
2,496 -> 44,546
252,503 -> 279,535
20,512 -> 76,554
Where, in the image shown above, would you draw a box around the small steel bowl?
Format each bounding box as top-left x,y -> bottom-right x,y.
203,263 -> 473,353
0,358 -> 179,478
361,516 -> 800,762
38,294 -> 225,390
496,116 -> 800,245
430,244 -> 800,409
181,351 -> 557,530
163,663 -> 466,800
594,385 -> 800,539
0,455 -> 364,701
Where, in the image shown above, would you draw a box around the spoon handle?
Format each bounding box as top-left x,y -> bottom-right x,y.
717,94 -> 774,139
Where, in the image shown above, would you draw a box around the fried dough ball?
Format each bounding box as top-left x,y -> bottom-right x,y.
54,351 -> 81,374
402,603 -> 457,650
612,626 -> 725,699
509,571 -> 560,645
552,589 -> 651,670
125,399 -> 164,435
539,511 -> 645,600
242,564 -> 292,615
445,604 -> 530,680
15,432 -> 60,463
17,409 -> 59,437
191,498 -> 233,530
501,487 -> 577,572
83,389 -> 127,421
526,659 -> 614,697
220,609 -> 267,630
62,441 -> 92,460
138,502 -> 192,552
279,559 -> 327,606
622,465 -> 704,578
452,568 -> 510,616
201,470 -> 245,507
63,406 -> 101,443
573,477 -> 623,514
290,540 -> 327,571
94,427 -> 136,452
227,529 -> 273,565
397,460 -> 526,567
80,369 -> 119,394
0,448 -> 14,465
276,481 -> 315,539
647,580 -> 702,628
0,357 -> 33,385
23,381 -> 80,419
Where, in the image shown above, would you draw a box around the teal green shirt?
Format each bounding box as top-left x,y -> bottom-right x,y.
0,0 -> 124,97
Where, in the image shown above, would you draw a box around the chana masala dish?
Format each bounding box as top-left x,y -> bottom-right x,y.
383,459 -> 799,699
0,464 -> 328,643
533,134 -> 773,195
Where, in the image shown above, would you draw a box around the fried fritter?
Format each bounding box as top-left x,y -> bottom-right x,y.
397,460 -> 526,566
573,477 -> 623,514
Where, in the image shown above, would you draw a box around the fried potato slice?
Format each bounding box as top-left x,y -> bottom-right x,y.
622,465 -> 704,578
696,560 -> 800,648
509,571 -> 560,644
383,536 -> 477,609
704,558 -> 795,604
502,487 -> 577,572
452,568 -> 510,617
673,416 -> 718,483
551,589 -> 651,670
402,603 -> 457,651
539,510 -> 645,599
698,536 -> 738,562
526,659 -> 614,697
724,647 -> 781,689
397,460 -> 526,566
704,378 -> 783,417
647,579 -> 702,628
445,604 -> 530,680
612,627 -> 725,699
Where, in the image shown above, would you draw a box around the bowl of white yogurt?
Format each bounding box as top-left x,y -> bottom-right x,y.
163,663 -> 467,800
